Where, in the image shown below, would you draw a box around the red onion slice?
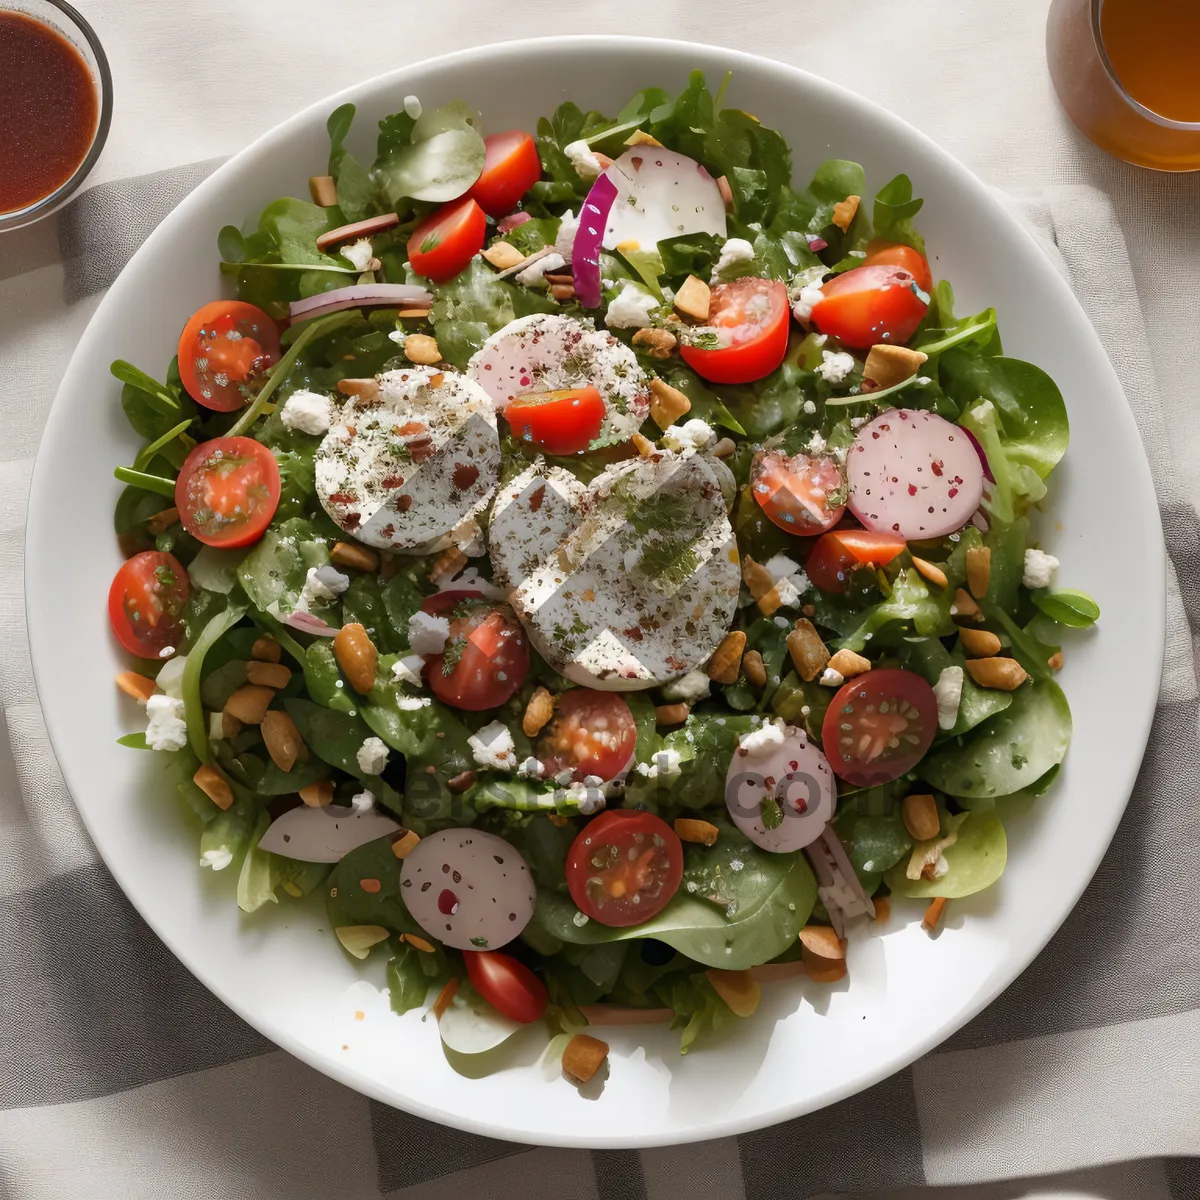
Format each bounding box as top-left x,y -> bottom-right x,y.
282,610 -> 339,637
289,284 -> 433,323
572,173 -> 618,309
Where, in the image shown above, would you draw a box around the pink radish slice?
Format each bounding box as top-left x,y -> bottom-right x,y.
847,409 -> 984,539
257,804 -> 401,862
572,172 -> 618,309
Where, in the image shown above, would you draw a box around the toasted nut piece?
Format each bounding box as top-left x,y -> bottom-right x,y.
549,283 -> 576,302
547,813 -> 570,827
716,174 -> 734,212
337,377 -> 381,399
145,506 -> 179,535
315,213 -> 400,252
251,636 -> 282,663
742,649 -> 767,687
863,343 -> 928,390
827,648 -> 871,678
222,712 -> 243,739
802,603 -> 816,617
965,657 -> 1029,691
562,1033 -> 610,1085
655,702 -> 689,726
193,764 -> 233,811
923,897 -> 948,931
707,630 -> 747,684
873,895 -> 891,924
403,334 -> 441,365
430,545 -> 468,585
801,944 -> 848,983
431,977 -> 460,1019
966,545 -> 992,599
334,623 -> 378,694
649,377 -> 691,429
334,924 -> 391,959
396,305 -> 433,319
1048,651 -> 1064,671
787,619 -> 831,682
741,555 -> 778,612
624,128 -> 664,148
710,437 -> 736,458
959,627 -> 1002,658
631,432 -> 656,458
309,174 -> 338,206
674,274 -> 712,322
632,327 -> 677,358
400,932 -> 436,953
952,588 -> 983,622
115,671 -> 157,703
447,769 -> 476,794
756,586 -> 785,619
523,686 -> 556,737
799,925 -> 847,960
674,818 -> 720,846
910,556 -> 948,589
387,831 -> 419,861
901,793 -> 941,841
359,878 -> 382,894
614,239 -> 641,254
330,541 -> 380,573
831,194 -> 861,232
224,685 -> 275,725
246,661 -> 292,688
261,710 -> 305,772
482,241 -> 525,270
705,968 -> 761,1017
299,780 -> 335,807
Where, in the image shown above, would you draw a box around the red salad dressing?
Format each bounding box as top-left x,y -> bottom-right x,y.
0,11 -> 98,214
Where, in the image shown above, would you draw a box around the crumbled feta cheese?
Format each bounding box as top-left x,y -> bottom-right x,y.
564,138 -> 604,180
850,416 -> 867,429
604,281 -> 658,328
387,329 -> 407,345
518,756 -> 544,779
764,553 -> 801,579
791,285 -> 826,325
738,719 -> 786,755
660,668 -> 712,706
710,236 -> 756,284
934,666 -> 964,731
572,910 -> 590,927
661,418 -> 716,455
280,389 -> 333,435
397,696 -> 431,710
407,610 -> 450,655
299,564 -> 350,609
391,654 -> 426,687
773,577 -> 803,609
971,400 -> 995,423
807,431 -> 827,454
356,736 -> 390,776
635,748 -> 683,781
564,779 -> 605,814
155,654 -> 188,700
403,94 -> 422,119
208,712 -> 225,742
350,789 -> 375,815
816,349 -> 856,384
554,209 -> 579,263
145,694 -> 187,751
468,721 -> 517,771
802,400 -> 817,415
764,553 -> 809,606
200,847 -> 233,871
819,667 -> 845,687
1023,548 -> 1060,590
516,251 -> 566,288
341,238 -> 374,272
622,547 -> 641,572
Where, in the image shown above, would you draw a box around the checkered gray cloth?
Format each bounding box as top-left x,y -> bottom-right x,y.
1,160 -> 1197,1200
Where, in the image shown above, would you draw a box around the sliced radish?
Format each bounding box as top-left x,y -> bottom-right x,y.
847,409 -> 984,539
437,984 -> 524,1054
725,720 -> 836,853
257,804 -> 401,862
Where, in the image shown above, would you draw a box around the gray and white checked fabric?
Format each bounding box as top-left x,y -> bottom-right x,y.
3,5 -> 1200,1197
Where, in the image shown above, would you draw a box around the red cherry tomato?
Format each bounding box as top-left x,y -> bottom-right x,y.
467,131 -> 542,217
805,529 -> 907,594
679,277 -> 790,384
821,669 -> 937,787
420,592 -> 530,711
407,197 -> 488,283
463,950 -> 548,1022
504,387 -> 605,455
751,448 -> 846,536
566,811 -> 684,927
177,301 -> 280,412
108,551 -> 190,660
810,264 -> 929,350
865,239 -> 933,293
537,689 -> 637,783
175,436 -> 281,549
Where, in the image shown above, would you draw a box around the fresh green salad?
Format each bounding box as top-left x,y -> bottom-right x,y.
107,72 -> 1098,1075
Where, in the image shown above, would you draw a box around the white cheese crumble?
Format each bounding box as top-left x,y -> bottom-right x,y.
819,667 -> 845,687
661,418 -> 716,455
516,251 -> 566,288
391,654 -> 426,687
403,94 -> 422,119
299,564 -> 350,609
356,736 -> 390,776
350,789 -> 375,815
468,721 -> 517,771
554,209 -> 579,263
407,610 -> 450,655
764,553 -> 809,607
518,756 -> 544,779
933,666 -> 964,731
807,431 -> 827,454
635,748 -> 683,781
145,694 -> 188,751
155,654 -> 188,700
802,400 -> 817,415
971,399 -> 995,423
564,139 -> 604,180
773,577 -> 803,609
280,389 -> 333,435
791,285 -> 825,325
200,847 -> 233,871
604,281 -> 658,328
816,350 -> 856,384
660,668 -> 712,706
562,779 -> 605,814
397,696 -> 431,710
1023,548 -> 1060,590
341,238 -> 374,272
710,236 -> 756,283
738,719 -> 786,755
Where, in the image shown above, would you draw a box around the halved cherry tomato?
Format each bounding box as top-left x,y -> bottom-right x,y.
751,449 -> 846,536
566,810 -> 684,928
537,689 -> 637,783
108,550 -> 190,659
175,436 -> 281,549
463,950 -> 548,1023
805,529 -> 906,594
468,131 -> 542,217
810,264 -> 929,350
865,239 -> 933,293
821,668 -> 937,786
679,277 -> 790,384
407,196 -> 487,283
421,592 -> 530,711
504,387 -> 605,455
177,301 -> 280,412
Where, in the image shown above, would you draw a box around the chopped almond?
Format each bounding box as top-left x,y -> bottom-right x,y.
562,1033 -> 609,1085
873,895 -> 891,923
631,432 -> 656,458
391,830 -> 420,858
115,671 -> 157,703
624,128 -> 664,148
330,541 -> 380,573
786,619 -> 831,682
655,702 -> 689,726
223,685 -> 274,725
827,648 -> 871,678
901,793 -> 940,841
401,932 -> 436,953
965,657 -> 1028,691
923,897 -> 948,931
1048,651 -> 1064,671
193,764 -> 233,811
707,630 -> 747,684
260,710 -> 306,773
863,343 -> 927,390
481,241 -> 525,271
799,925 -> 847,960
245,661 -> 292,689
673,818 -> 719,846
674,274 -> 712,322
742,649 -> 767,687
632,327 -> 677,359
648,377 -> 691,429
951,587 -> 983,622
959,627 -> 1002,658
403,334 -> 441,365
432,977 -> 460,1019
300,780 -> 335,808
250,636 -> 282,664
801,945 -> 848,983
831,194 -> 861,231
966,545 -> 992,599
911,556 -> 948,589
522,686 -> 556,737
309,175 -> 338,207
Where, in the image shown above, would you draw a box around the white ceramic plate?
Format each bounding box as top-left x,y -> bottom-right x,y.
26,37 -> 1164,1147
